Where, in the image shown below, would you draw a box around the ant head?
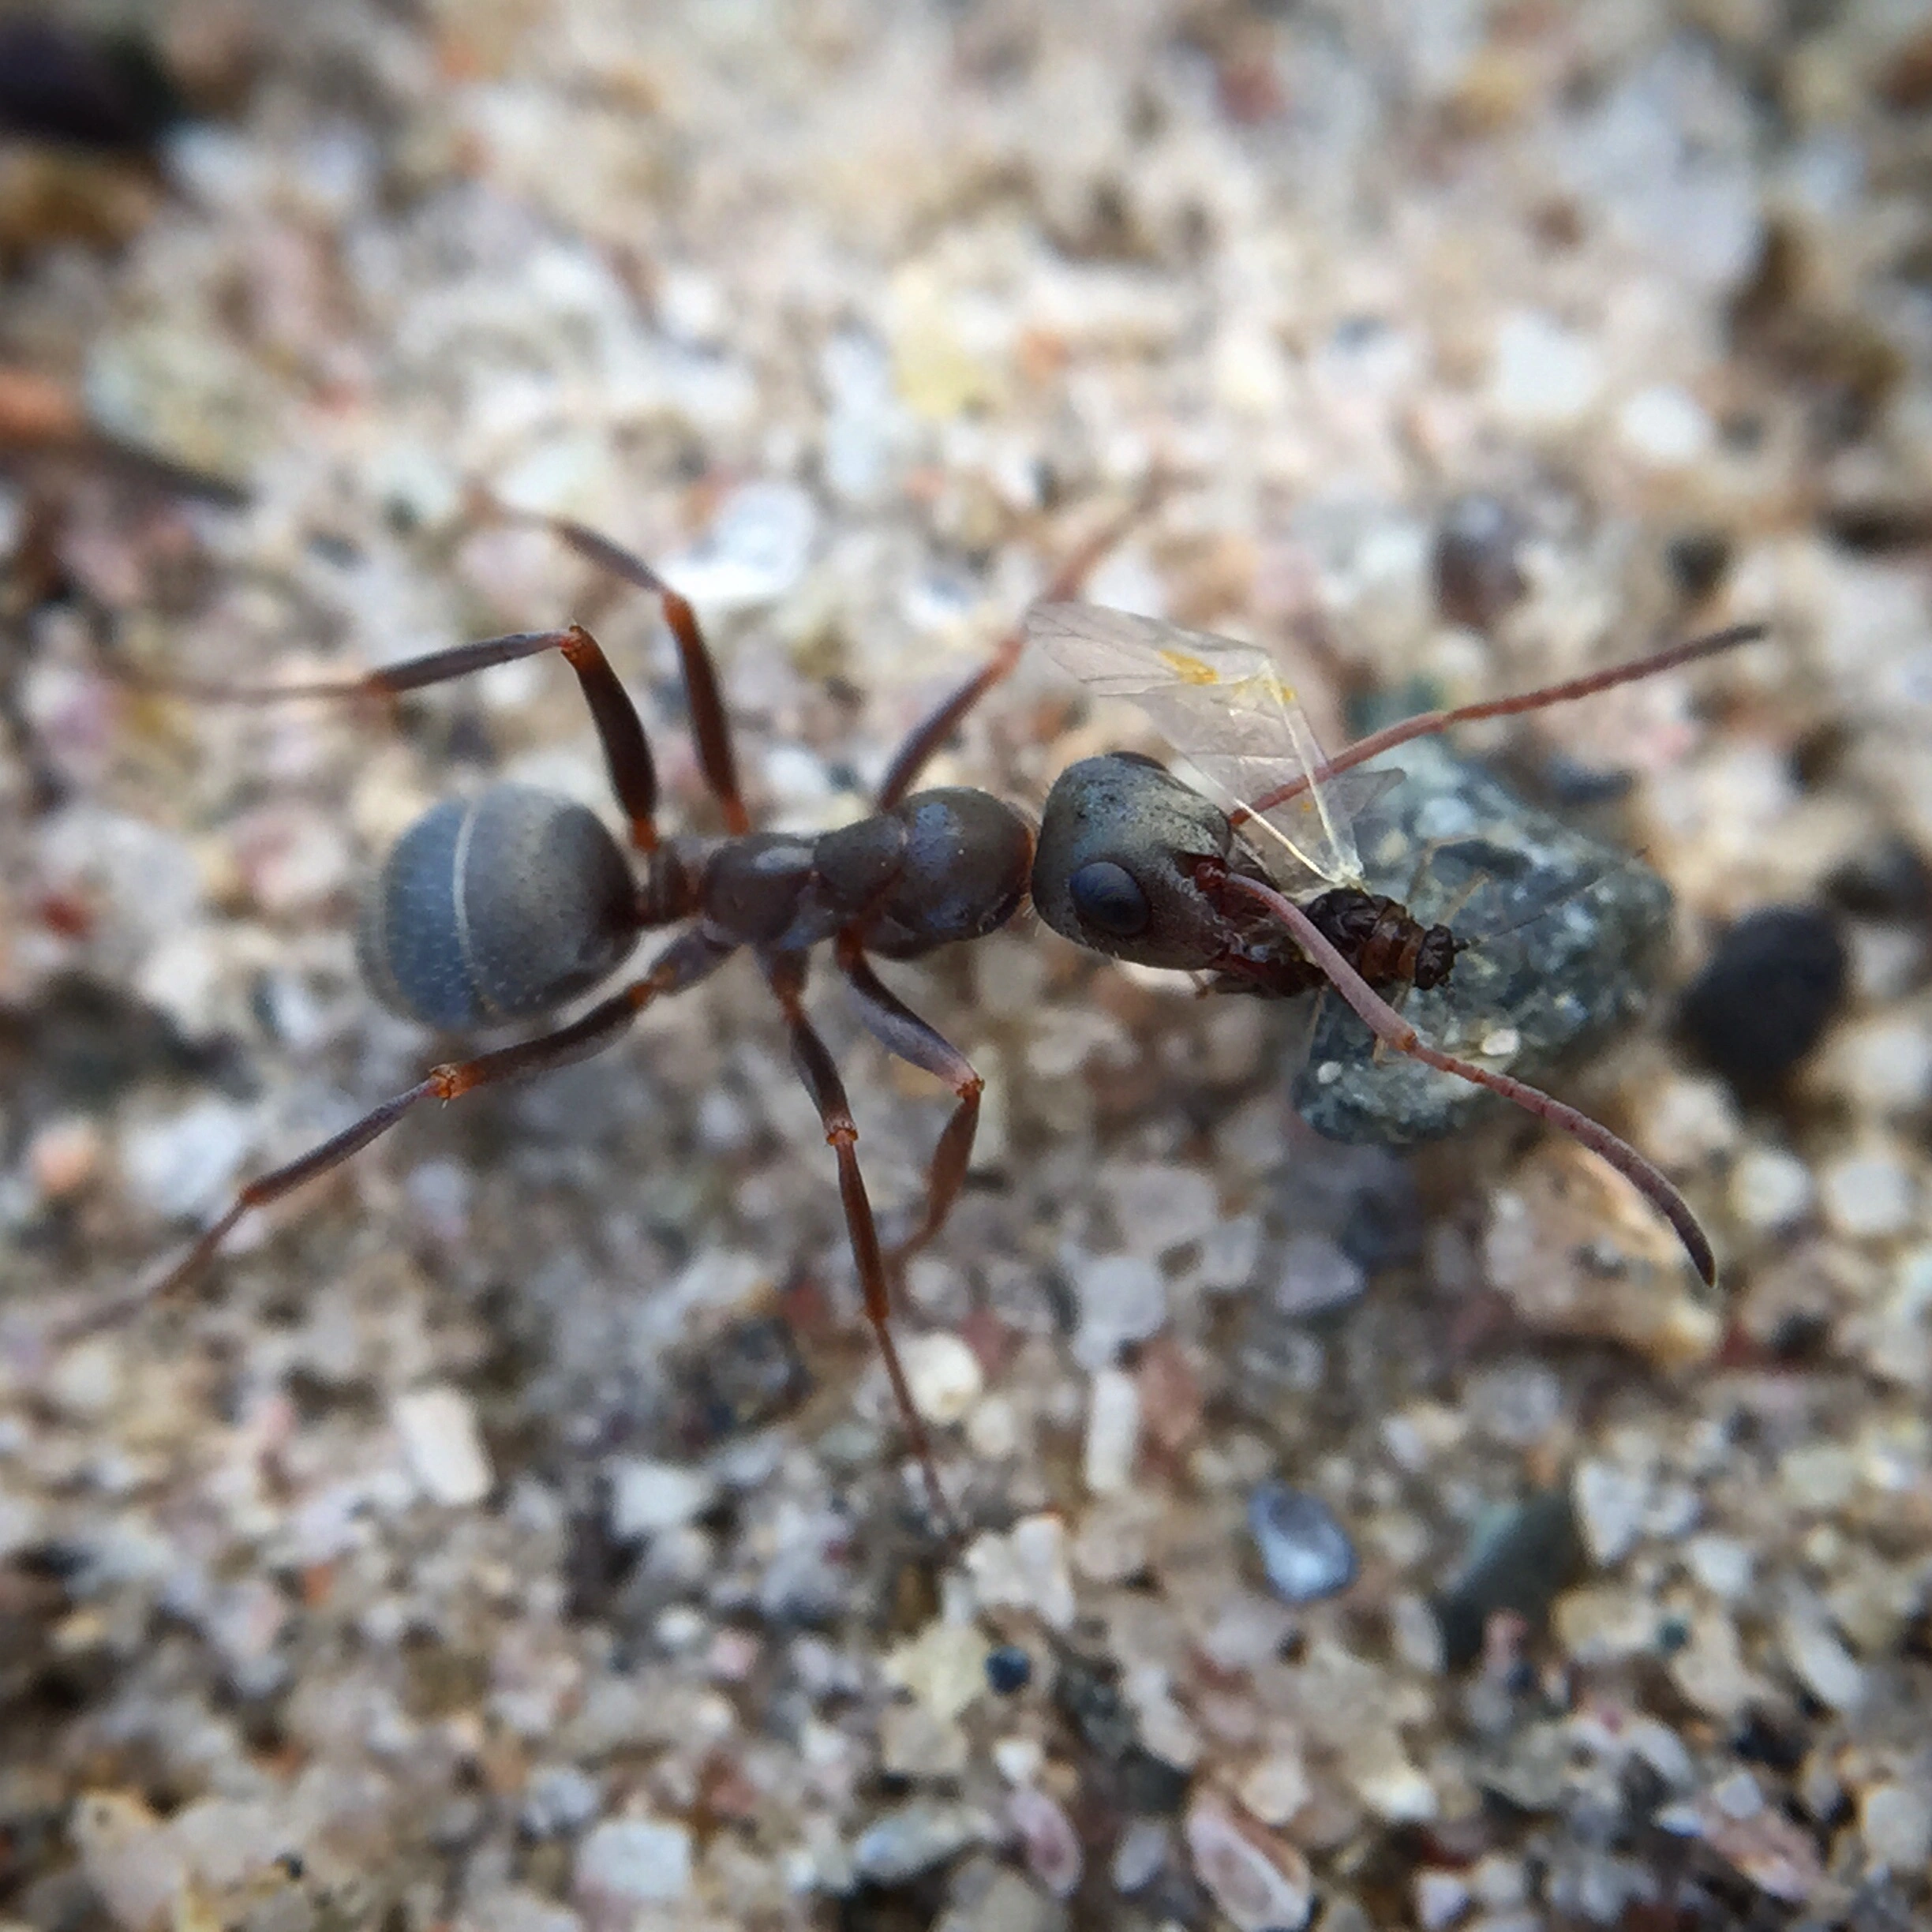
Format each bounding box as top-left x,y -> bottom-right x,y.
1032,754 -> 1235,970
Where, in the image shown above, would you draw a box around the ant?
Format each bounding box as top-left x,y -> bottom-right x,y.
117,496 -> 1763,1533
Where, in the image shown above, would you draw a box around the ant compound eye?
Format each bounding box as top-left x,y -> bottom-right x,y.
1069,859 -> 1151,938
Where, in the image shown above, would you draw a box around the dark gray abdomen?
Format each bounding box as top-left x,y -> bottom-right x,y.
358,784 -> 637,1028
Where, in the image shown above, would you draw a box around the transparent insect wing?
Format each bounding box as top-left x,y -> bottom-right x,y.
1027,602 -> 1363,887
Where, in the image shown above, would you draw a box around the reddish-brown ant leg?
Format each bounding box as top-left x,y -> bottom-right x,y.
75,934 -> 732,1341
1233,620 -> 1770,828
875,488 -> 1161,808
136,627 -> 665,854
761,951 -> 957,1535
1212,867 -> 1718,1286
479,500 -> 751,837
834,935 -> 983,1268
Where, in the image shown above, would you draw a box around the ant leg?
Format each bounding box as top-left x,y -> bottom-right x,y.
1235,620 -> 1769,826
761,950 -> 957,1536
834,936 -> 982,1267
133,627 -> 665,854
875,489 -> 1159,809
1211,867 -> 1717,1286
80,931 -> 733,1339
480,499 -> 750,836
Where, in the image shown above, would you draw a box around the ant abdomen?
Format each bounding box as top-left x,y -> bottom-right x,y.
358,784 -> 640,1028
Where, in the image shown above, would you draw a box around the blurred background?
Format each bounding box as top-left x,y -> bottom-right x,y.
2,4 -> 1931,1930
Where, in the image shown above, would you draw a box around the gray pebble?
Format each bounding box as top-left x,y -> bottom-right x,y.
1294,736 -> 1672,1143
1248,1481 -> 1359,1604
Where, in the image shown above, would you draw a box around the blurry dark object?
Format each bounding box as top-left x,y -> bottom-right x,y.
984,1644 -> 1031,1694
1825,833 -> 1932,923
0,16 -> 182,153
1432,492 -> 1527,631
1678,904 -> 1848,1096
1664,528 -> 1731,601
1434,1487 -> 1582,1672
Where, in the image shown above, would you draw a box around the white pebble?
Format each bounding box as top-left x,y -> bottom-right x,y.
1237,1749 -> 1311,1828
1684,1534 -> 1754,1600
661,481 -> 815,611
120,1099 -> 254,1222
1573,1459 -> 1652,1567
47,1338 -> 124,1421
1780,1608 -> 1866,1713
1008,1784 -> 1082,1897
901,1333 -> 984,1425
1616,384 -> 1713,467
1111,1817 -> 1169,1893
1184,1795 -> 1312,1932
1819,1153 -> 1917,1241
1728,1148 -> 1814,1233
575,1816 -> 693,1905
1069,1251 -> 1167,1368
393,1385 -> 493,1507
1488,309 -> 1604,429
1082,1368 -> 1141,1496
1100,1161 -> 1220,1253
607,1458 -> 717,1538
965,1514 -> 1076,1631
1415,1867 -> 1472,1930
1273,1233 -> 1366,1317
1860,1781 -> 1932,1871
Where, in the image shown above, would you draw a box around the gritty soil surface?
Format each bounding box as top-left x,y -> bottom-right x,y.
3,5 -> 1932,1930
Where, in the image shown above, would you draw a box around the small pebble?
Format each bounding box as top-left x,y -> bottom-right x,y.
984,1645 -> 1032,1695
1432,492 -> 1526,630
1859,1780 -> 1932,1871
1082,1367 -> 1141,1495
1728,1147 -> 1814,1234
574,1817 -> 693,1906
28,1114 -> 103,1199
521,1765 -> 601,1838
1110,1818 -> 1168,1894
1415,1867 -> 1473,1930
1488,309 -> 1604,429
1248,1481 -> 1358,1604
1273,1232 -> 1366,1317
120,1097 -> 253,1222
1069,1251 -> 1167,1367
1616,384 -> 1713,467
1679,906 -> 1848,1096
1572,1459 -> 1652,1567
901,1332 -> 984,1425
607,1457 -> 717,1538
1818,1151 -> 1917,1241
1007,1785 -> 1081,1897
1184,1795 -> 1313,1932
392,1385 -> 492,1507
852,1801 -> 987,1883
1780,1608 -> 1866,1713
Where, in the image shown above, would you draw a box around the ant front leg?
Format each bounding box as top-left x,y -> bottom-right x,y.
760,950 -> 958,1537
834,935 -> 983,1268
475,497 -> 751,836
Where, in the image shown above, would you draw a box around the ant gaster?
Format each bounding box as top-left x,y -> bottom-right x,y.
128,500 -> 1763,1533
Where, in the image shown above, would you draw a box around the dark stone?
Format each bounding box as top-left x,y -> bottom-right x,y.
1433,493 -> 1528,631
1434,1488 -> 1584,1672
1292,736 -> 1673,1144
984,1644 -> 1032,1694
1677,904 -> 1848,1096
0,17 -> 181,152
1825,833 -> 1932,922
